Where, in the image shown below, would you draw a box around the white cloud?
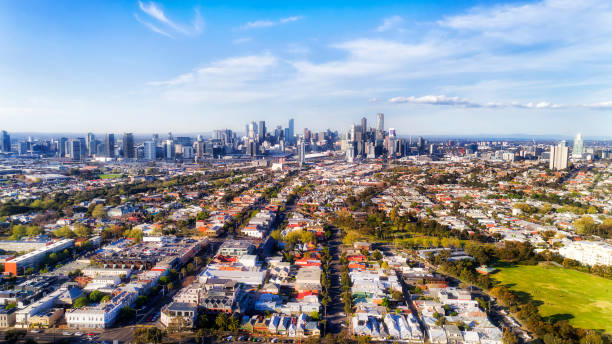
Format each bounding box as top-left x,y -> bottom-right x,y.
193,8 -> 204,34
376,15 -> 403,32
137,1 -> 203,37
134,14 -> 173,38
389,95 -> 481,107
243,20 -> 276,29
142,0 -> 612,134
280,16 -> 302,23
148,54 -> 281,102
242,16 -> 303,29
386,95 -> 612,110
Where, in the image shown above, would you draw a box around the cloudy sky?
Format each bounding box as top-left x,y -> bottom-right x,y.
1,0 -> 612,136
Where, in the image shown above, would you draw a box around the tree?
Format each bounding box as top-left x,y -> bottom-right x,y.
124,228 -> 143,242
54,226 -> 75,238
25,225 -> 43,237
579,331 -> 604,344
134,327 -> 163,344
573,215 -> 596,235
228,315 -> 240,333
502,329 -> 519,344
196,210 -> 210,221
73,296 -> 89,309
73,224 -> 92,238
92,204 -> 107,219
215,313 -> 229,330
117,307 -> 135,323
381,297 -> 390,310
356,336 -> 372,344
4,329 -> 26,344
10,225 -> 27,240
89,290 -> 106,303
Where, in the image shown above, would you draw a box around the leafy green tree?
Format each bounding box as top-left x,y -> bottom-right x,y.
133,327 -> 163,344
228,315 -> 240,333
10,225 -> 27,240
91,204 -> 107,219
196,210 -> 210,221
381,297 -> 390,310
74,224 -> 92,238
54,226 -> 75,238
573,215 -> 597,235
73,296 -> 89,309
309,311 -> 320,321
89,290 -> 106,303
25,225 -> 43,237
215,313 -> 228,330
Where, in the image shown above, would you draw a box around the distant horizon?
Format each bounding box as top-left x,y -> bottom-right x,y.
5,130 -> 609,142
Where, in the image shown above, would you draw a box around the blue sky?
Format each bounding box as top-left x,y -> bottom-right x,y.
1,0 -> 612,136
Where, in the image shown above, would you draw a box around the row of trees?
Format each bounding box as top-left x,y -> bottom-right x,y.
340,252 -> 353,317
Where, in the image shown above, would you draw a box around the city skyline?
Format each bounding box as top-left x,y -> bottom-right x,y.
3,0 -> 612,135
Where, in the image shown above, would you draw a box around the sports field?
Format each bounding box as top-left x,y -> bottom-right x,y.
98,173 -> 123,179
493,263 -> 612,333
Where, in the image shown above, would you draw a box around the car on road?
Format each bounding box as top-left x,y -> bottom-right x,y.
30,329 -> 40,333
75,332 -> 83,336
62,332 -> 72,336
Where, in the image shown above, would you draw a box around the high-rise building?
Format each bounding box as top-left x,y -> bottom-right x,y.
78,137 -> 87,157
122,133 -> 135,159
572,133 -> 584,159
105,133 -> 115,158
299,139 -> 306,166
68,139 -> 81,161
361,117 -> 367,135
1,131 -> 11,152
376,113 -> 384,133
86,133 -> 95,156
246,139 -> 258,156
143,141 -> 156,160
288,118 -> 295,144
258,121 -> 266,142
164,139 -> 175,160
248,122 -> 258,139
550,141 -> 569,170
58,137 -> 68,157
195,141 -> 205,160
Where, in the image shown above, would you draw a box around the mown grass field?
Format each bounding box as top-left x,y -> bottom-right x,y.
492,263 -> 612,333
98,173 -> 123,179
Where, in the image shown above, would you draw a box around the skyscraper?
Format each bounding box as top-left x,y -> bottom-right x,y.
123,133 -> 135,159
361,117 -> 367,135
572,133 -> 584,159
248,121 -> 258,139
164,139 -> 175,160
68,139 -> 81,161
376,113 -> 384,133
1,131 -> 10,152
299,139 -> 306,166
258,120 -> 266,142
59,137 -> 68,157
143,141 -> 156,160
105,133 -> 115,158
86,133 -> 95,156
288,118 -> 295,144
550,141 -> 569,170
